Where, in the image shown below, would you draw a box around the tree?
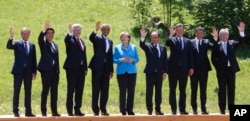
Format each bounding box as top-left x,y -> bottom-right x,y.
192,0 -> 250,40
126,0 -> 153,27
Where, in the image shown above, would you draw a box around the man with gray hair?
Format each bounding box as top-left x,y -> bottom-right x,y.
63,23 -> 88,116
89,21 -> 113,116
211,22 -> 245,114
7,27 -> 37,117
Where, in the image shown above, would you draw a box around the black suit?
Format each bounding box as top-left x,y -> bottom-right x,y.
140,40 -> 168,113
63,33 -> 87,114
37,31 -> 60,115
7,39 -> 37,114
211,36 -> 244,113
190,39 -> 213,113
89,31 -> 113,115
166,36 -> 194,113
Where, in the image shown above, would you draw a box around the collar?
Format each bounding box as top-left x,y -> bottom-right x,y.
152,43 -> 159,47
122,43 -> 130,48
220,41 -> 227,44
176,36 -> 183,40
22,40 -> 28,43
195,37 -> 202,42
102,35 -> 108,39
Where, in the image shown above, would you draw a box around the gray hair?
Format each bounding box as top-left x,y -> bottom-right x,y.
219,28 -> 229,36
72,23 -> 82,30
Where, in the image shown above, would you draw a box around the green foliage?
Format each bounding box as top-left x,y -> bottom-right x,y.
192,0 -> 250,40
126,0 -> 153,27
0,0 -> 250,116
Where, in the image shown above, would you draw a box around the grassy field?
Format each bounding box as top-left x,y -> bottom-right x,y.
0,0 -> 249,115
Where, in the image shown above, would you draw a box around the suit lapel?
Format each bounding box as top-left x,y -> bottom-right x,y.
27,42 -> 31,56
172,37 -> 178,45
227,42 -> 230,56
102,35 -> 107,52
159,45 -> 163,58
20,41 -> 26,55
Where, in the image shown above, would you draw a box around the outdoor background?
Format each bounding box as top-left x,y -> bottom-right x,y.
0,0 -> 249,115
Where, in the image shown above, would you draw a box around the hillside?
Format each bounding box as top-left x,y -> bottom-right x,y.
0,0 -> 249,115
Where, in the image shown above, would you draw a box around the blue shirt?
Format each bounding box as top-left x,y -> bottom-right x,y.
113,43 -> 139,75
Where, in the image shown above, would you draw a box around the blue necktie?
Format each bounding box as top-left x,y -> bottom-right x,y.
153,44 -> 159,58
177,38 -> 182,51
24,42 -> 28,55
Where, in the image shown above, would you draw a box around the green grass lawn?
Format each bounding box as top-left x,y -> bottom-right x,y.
0,0 -> 250,115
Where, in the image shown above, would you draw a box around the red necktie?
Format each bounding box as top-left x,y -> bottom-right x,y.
77,38 -> 83,51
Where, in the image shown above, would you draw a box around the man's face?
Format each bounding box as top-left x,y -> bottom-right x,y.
73,27 -> 81,37
151,32 -> 160,44
195,29 -> 204,40
176,26 -> 184,38
220,32 -> 229,42
101,26 -> 110,37
21,30 -> 30,41
45,30 -> 54,41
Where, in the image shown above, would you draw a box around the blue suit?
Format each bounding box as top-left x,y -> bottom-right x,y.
166,36 -> 194,113
7,38 -> 37,114
113,43 -> 139,114
140,39 -> 168,113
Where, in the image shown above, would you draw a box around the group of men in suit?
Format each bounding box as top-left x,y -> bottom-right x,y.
139,22 -> 245,115
6,21 -> 245,117
6,20 -> 113,117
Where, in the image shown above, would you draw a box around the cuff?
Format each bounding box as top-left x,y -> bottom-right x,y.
239,32 -> 245,37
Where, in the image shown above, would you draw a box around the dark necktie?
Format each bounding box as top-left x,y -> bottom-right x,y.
152,44 -> 159,58
24,41 -> 28,55
198,41 -> 202,53
77,38 -> 83,51
49,42 -> 56,53
177,38 -> 182,51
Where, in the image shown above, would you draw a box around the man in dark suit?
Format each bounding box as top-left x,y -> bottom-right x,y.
190,27 -> 213,115
211,22 -> 245,115
166,23 -> 194,115
89,21 -> 113,116
37,20 -> 60,116
63,23 -> 88,116
139,28 -> 168,115
7,27 -> 37,117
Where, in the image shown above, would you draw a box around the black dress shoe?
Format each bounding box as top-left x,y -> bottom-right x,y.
193,111 -> 198,115
42,113 -> 47,116
121,112 -> 127,115
75,112 -> 85,116
94,113 -> 99,116
127,111 -> 135,115
148,112 -> 152,115
52,113 -> 61,116
25,113 -> 36,117
156,111 -> 164,115
101,112 -> 109,116
202,111 -> 209,115
68,113 -> 74,116
172,112 -> 177,115
14,112 -> 20,117
220,111 -> 225,115
180,111 -> 189,115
